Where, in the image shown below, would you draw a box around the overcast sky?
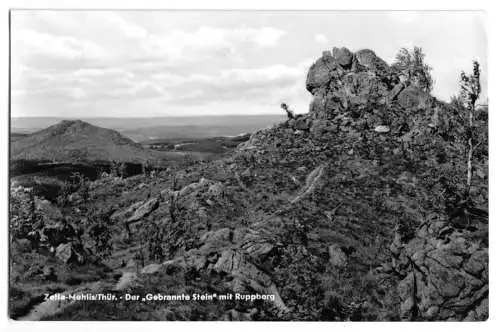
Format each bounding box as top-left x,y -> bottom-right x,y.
11,10 -> 487,118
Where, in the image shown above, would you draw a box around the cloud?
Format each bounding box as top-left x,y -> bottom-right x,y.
13,65 -> 164,102
251,27 -> 287,46
314,33 -> 328,43
156,59 -> 313,105
98,12 -> 149,39
12,29 -> 107,61
141,26 -> 287,63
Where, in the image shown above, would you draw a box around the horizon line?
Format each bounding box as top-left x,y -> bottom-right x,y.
11,113 -> 289,119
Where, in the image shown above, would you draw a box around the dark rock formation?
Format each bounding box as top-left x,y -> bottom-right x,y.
306,49 -> 392,119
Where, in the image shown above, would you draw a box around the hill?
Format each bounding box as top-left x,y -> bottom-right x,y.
9,47 -> 488,321
10,120 -> 154,163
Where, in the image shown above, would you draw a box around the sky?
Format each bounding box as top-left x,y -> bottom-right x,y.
10,10 -> 487,118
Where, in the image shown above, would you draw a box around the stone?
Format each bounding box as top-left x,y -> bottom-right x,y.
14,238 -> 32,253
114,272 -> 138,290
354,49 -> 390,72
397,86 -> 433,109
189,253 -> 208,271
55,243 -> 73,264
374,125 -> 390,133
463,250 -> 488,276
306,56 -> 339,93
111,201 -> 144,221
331,47 -> 353,68
208,183 -> 224,198
42,223 -> 77,247
328,244 -> 347,267
393,226 -> 488,320
387,82 -> 405,102
141,263 -> 163,275
199,228 -> 232,249
178,178 -> 211,197
127,197 -> 159,223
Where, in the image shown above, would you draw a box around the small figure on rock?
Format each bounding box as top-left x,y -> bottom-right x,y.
281,103 -> 295,120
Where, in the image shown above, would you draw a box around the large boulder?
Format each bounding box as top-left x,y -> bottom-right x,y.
354,49 -> 390,72
306,55 -> 342,94
332,47 -> 353,68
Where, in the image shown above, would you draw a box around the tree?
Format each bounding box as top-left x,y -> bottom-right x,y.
281,103 -> 295,119
393,46 -> 434,93
459,60 -> 482,198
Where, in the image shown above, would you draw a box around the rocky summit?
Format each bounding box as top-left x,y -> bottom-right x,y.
10,47 -> 488,321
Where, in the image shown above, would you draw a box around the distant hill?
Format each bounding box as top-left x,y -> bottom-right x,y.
10,115 -> 286,142
10,120 -> 153,163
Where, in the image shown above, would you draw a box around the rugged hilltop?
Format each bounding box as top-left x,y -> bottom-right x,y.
10,120 -> 153,163
10,47 -> 488,321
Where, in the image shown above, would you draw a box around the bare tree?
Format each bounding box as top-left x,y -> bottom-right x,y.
281,103 -> 295,119
459,61 -> 481,198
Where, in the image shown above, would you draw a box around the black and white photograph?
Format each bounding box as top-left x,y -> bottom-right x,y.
6,7 -> 489,323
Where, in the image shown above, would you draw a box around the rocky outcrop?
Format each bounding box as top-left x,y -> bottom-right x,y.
390,220 -> 488,321
184,227 -> 287,312
306,47 -> 393,119
305,46 -> 437,121
233,47 -> 488,321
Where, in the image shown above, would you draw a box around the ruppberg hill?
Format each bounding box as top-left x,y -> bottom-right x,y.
10,119 -> 153,163
10,47 -> 488,321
